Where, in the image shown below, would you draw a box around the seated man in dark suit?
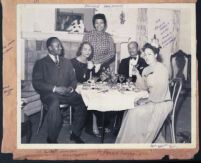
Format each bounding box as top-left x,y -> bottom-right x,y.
32,37 -> 87,143
118,41 -> 147,82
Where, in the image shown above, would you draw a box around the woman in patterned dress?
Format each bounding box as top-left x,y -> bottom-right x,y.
83,13 -> 116,136
83,13 -> 115,73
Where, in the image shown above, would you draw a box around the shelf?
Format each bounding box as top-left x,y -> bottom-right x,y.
21,31 -> 129,43
21,31 -> 84,42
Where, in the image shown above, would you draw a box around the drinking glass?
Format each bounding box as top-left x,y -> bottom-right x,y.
119,74 -> 125,89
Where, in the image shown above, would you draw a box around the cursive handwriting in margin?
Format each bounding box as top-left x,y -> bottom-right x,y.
3,85 -> 14,96
3,40 -> 15,55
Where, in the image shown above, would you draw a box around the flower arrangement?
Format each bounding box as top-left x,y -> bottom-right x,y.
150,34 -> 161,49
99,67 -> 119,84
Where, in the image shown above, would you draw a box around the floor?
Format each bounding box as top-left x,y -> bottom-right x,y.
21,94 -> 191,144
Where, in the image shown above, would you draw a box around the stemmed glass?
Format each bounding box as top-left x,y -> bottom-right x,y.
126,77 -> 132,90
126,77 -> 132,84
109,73 -> 118,89
119,74 -> 125,89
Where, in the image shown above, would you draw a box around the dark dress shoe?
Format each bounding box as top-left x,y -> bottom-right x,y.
85,128 -> 101,138
70,133 -> 85,143
47,137 -> 58,144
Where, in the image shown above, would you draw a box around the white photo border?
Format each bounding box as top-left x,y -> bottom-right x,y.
17,3 -> 197,149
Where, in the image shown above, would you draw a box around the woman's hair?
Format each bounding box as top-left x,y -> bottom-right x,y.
92,13 -> 107,29
142,43 -> 162,62
76,42 -> 94,61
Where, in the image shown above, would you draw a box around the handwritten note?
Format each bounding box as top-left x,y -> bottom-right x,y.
155,19 -> 175,48
104,4 -> 123,8
3,40 -> 15,55
3,85 -> 13,96
58,150 -> 88,157
43,149 -> 57,154
85,4 -> 100,8
85,4 -> 123,8
97,150 -> 136,157
61,152 -> 88,157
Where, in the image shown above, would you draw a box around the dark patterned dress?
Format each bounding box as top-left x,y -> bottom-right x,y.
83,30 -> 115,64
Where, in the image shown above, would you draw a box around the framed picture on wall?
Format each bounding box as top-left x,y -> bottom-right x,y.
55,8 -> 95,33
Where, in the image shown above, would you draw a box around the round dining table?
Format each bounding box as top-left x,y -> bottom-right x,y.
76,82 -> 149,143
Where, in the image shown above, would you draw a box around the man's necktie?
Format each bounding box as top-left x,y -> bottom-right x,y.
54,56 -> 59,66
130,56 -> 137,60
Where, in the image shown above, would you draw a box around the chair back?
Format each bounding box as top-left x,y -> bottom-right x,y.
170,50 -> 191,82
170,78 -> 183,119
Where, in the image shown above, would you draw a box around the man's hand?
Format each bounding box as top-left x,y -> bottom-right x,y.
132,66 -> 140,76
65,86 -> 74,94
54,86 -> 74,95
54,86 -> 66,95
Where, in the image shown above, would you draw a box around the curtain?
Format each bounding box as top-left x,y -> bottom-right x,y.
136,8 -> 148,49
171,10 -> 181,54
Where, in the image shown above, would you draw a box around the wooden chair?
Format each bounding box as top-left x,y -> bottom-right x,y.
165,78 -> 182,143
37,104 -> 72,134
170,50 -> 191,94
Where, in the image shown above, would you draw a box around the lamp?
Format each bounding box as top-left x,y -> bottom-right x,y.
120,10 -> 126,24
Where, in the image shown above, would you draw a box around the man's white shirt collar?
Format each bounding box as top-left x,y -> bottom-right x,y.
48,53 -> 59,63
129,55 -> 139,77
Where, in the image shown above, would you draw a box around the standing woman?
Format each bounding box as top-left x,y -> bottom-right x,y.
83,13 -> 116,136
83,13 -> 115,72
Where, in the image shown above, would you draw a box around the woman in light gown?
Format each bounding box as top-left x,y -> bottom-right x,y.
116,43 -> 173,143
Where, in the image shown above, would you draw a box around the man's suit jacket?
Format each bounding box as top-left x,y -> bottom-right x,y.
118,56 -> 148,81
32,55 -> 77,98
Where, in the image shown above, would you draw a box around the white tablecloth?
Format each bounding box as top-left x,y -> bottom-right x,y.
76,85 -> 149,112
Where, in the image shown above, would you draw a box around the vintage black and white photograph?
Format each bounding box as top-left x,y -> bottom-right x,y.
17,4 -> 196,148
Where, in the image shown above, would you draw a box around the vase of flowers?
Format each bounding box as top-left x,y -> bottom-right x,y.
98,66 -> 120,87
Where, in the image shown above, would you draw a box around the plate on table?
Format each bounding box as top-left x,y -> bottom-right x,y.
116,83 -> 136,91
